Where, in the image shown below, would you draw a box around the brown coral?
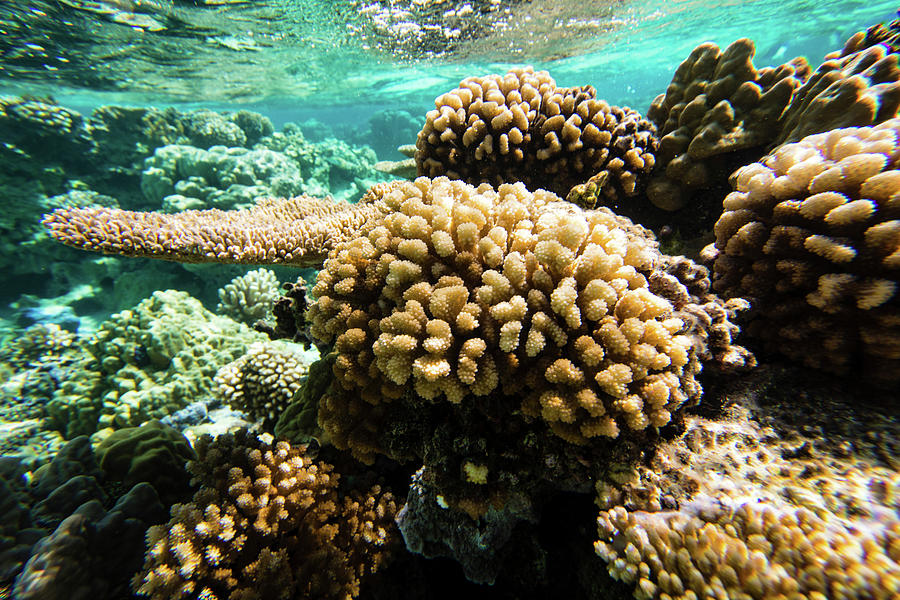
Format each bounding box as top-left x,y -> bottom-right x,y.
215,341 -> 311,428
133,430 -> 398,600
309,176 -> 726,462
774,41 -> 900,146
416,67 -> 658,204
42,195 -> 386,268
646,38 -> 810,212
593,372 -> 900,600
707,119 -> 900,384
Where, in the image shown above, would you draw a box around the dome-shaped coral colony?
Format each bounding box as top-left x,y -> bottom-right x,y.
33,15 -> 900,600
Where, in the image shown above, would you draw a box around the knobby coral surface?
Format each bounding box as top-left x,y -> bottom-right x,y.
416,67 -> 658,203
594,369 -> 900,600
133,430 -> 398,600
215,340 -> 311,428
707,118 -> 900,384
309,177 -> 747,464
217,268 -> 282,325
42,195 -> 385,268
646,38 -> 810,212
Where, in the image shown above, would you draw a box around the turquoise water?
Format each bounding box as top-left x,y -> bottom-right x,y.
1,1 -> 899,599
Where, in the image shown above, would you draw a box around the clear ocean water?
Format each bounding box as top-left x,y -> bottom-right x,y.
1,1 -> 898,599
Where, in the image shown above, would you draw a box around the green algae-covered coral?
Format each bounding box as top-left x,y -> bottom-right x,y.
46,290 -> 265,438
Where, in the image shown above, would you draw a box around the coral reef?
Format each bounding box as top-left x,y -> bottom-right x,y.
216,268 -> 282,326
706,118 -> 900,384
646,38 -> 810,213
416,67 -> 658,203
133,430 -> 398,600
140,144 -> 303,212
594,366 -> 900,600
46,290 -> 265,437
42,195 -> 386,268
215,340 -> 314,428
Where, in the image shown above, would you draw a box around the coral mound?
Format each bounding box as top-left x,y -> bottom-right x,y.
310,177 -> 713,461
416,67 -> 658,203
646,38 -> 810,212
708,118 -> 900,384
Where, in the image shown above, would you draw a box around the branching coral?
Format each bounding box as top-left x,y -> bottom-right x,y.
42,195 -> 385,268
416,67 -> 658,203
646,38 -> 810,212
706,118 -> 900,384
133,430 -> 398,600
309,177 -> 748,463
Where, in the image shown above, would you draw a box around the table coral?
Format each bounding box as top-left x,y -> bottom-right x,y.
309,177 -> 748,466
706,118 -> 900,384
42,194 -> 386,268
133,430 -> 398,600
416,67 -> 659,203
594,367 -> 900,600
646,38 -> 810,212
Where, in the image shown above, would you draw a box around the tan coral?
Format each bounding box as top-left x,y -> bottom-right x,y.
215,341 -> 311,428
134,430 -> 398,600
42,195 -> 386,268
593,384 -> 900,600
775,37 -> 900,146
646,38 -> 810,211
416,67 -> 658,204
708,118 -> 900,384
309,177 -> 711,461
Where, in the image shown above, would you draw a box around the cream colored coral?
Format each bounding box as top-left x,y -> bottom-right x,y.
310,177 -> 704,453
215,341 -> 310,426
216,268 -> 281,325
710,118 -> 900,384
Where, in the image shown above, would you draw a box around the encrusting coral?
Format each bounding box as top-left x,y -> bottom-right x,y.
133,429 -> 398,600
416,67 -> 659,205
215,340 -> 310,428
593,367 -> 900,600
646,38 -> 811,212
705,118 -> 900,384
217,267 -> 282,326
309,176 -> 749,464
42,194 -> 385,268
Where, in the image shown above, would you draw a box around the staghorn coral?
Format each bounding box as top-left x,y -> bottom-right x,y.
416,67 -> 658,204
133,430 -> 397,600
593,367 -> 900,600
646,38 -> 810,212
42,194 -> 386,269
706,118 -> 900,384
215,340 -> 312,428
774,38 -> 900,146
309,177 -> 747,464
217,268 -> 282,326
